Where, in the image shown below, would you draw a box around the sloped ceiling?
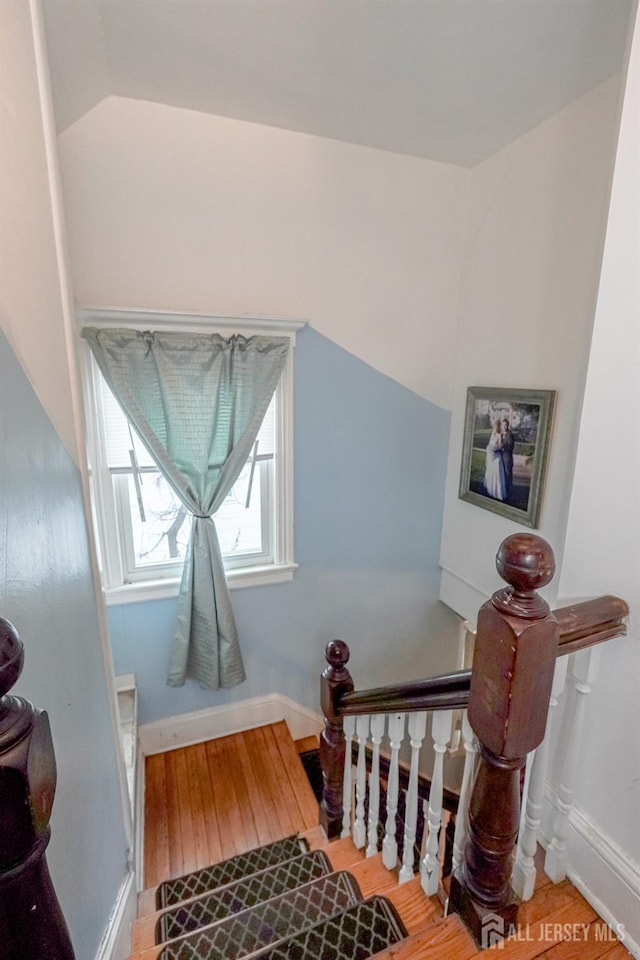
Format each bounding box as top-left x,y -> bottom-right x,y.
42,0 -> 633,166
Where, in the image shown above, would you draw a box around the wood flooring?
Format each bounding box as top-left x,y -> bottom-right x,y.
140,721 -> 631,960
143,720 -> 318,889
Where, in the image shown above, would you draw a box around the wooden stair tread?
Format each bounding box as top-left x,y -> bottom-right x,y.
371,912 -> 477,960
295,734 -> 320,754
540,924 -> 628,960
129,942 -> 163,960
338,851 -> 399,898
382,876 -> 442,935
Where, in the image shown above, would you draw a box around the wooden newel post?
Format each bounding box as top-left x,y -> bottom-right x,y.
319,640 -> 354,840
449,534 -> 559,948
0,618 -> 75,959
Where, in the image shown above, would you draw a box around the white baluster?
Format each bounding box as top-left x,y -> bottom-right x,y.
341,714 -> 356,839
545,648 -> 601,883
512,658 -> 568,899
449,620 -> 476,755
451,712 -> 478,875
382,713 -> 405,870
447,712 -> 462,756
366,714 -> 385,857
421,710 -> 453,895
399,711 -> 427,883
352,714 -> 370,849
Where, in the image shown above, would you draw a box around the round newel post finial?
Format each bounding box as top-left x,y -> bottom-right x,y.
493,534 -> 555,619
324,639 -> 350,675
0,617 -> 24,701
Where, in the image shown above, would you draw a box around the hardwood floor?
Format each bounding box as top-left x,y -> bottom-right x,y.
143,720 -> 318,889
141,722 -> 631,960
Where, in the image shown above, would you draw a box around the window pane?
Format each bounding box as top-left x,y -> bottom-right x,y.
126,474 -> 191,566
100,375 -> 155,469
215,462 -> 264,559
124,463 -> 265,569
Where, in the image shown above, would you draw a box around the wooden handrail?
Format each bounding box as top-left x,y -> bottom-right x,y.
337,670 -> 471,716
319,532 -> 629,946
556,595 -> 628,654
331,594 -> 628,719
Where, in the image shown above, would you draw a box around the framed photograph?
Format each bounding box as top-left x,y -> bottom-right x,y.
458,387 -> 556,528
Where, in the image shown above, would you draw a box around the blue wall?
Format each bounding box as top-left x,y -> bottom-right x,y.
0,330 -> 129,958
109,326 -> 459,724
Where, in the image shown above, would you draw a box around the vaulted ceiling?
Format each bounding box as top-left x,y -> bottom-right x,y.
42,0 -> 634,166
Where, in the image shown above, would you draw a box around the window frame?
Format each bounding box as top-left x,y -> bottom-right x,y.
77,307 -> 303,605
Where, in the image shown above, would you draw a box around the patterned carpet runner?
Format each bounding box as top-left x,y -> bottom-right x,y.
156,850 -> 333,942
157,835 -> 309,908
239,896 -> 407,960
151,825 -> 408,960
157,871 -> 363,960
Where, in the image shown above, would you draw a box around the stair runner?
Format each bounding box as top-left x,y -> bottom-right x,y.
157,835 -> 309,908
151,835 -> 408,960
157,850 -> 334,941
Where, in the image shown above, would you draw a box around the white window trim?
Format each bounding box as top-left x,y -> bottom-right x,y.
77,307 -> 305,605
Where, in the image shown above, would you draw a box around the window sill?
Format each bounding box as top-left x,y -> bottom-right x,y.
104,563 -> 298,606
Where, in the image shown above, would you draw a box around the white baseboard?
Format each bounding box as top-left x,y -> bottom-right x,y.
94,871 -> 137,960
138,693 -> 323,757
540,794 -> 640,959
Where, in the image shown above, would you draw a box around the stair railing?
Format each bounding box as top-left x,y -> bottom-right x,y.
319,533 -> 628,947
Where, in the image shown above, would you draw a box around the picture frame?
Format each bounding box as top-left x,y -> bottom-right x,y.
458,386 -> 556,528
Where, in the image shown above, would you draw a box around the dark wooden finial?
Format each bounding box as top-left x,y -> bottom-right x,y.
0,618 -> 24,701
324,640 -> 350,676
492,533 -> 555,618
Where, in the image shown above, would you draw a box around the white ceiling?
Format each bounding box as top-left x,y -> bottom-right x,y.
42,0 -> 634,167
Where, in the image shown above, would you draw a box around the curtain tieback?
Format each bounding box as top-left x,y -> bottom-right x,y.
193,513 -> 213,520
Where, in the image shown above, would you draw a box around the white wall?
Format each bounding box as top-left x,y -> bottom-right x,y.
553,6 -> 640,947
58,96 -> 467,411
0,0 -> 79,462
58,81 -> 623,507
439,77 -> 622,617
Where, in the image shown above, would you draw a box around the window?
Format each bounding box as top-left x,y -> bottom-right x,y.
79,309 -> 302,604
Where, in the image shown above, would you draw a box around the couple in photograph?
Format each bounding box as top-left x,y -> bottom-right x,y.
484,417 -> 514,502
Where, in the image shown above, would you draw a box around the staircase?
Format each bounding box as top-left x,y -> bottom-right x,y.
131,831 -> 435,959
130,721 -> 629,960
131,721 -> 469,960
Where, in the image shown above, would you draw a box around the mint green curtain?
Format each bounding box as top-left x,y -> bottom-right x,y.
83,328 -> 289,690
